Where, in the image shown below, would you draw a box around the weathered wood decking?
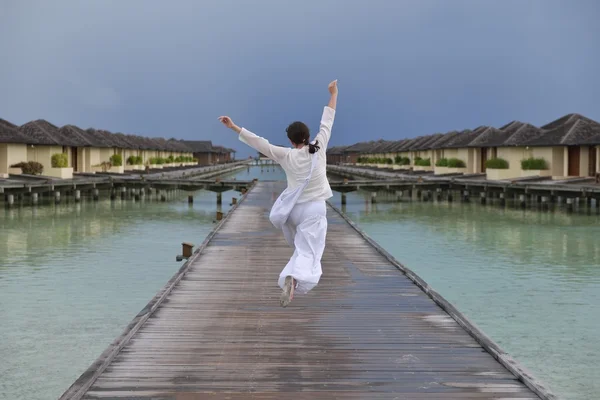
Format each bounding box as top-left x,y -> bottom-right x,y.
60,181 -> 553,400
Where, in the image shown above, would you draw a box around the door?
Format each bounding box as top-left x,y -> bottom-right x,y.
71,147 -> 78,172
480,148 -> 488,172
589,147 -> 597,177
568,146 -> 580,176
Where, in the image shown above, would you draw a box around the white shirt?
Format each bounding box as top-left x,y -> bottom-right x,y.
239,106 -> 335,204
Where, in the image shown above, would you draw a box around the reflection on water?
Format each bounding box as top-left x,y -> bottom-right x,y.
1,165 -> 598,400
0,188 -> 240,400
330,190 -> 600,400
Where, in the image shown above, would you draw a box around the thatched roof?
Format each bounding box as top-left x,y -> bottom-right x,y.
386,139 -> 409,152
168,139 -> 193,153
20,119 -> 62,145
430,131 -> 462,149
395,137 -> 420,152
327,145 -> 349,155
59,125 -> 95,147
522,114 -> 600,146
502,124 -> 545,146
367,140 -> 394,153
213,145 -> 236,154
181,140 -> 214,153
406,136 -> 433,151
344,141 -> 380,153
469,126 -> 509,147
414,133 -> 444,151
84,129 -> 117,148
0,118 -> 29,144
443,127 -> 487,148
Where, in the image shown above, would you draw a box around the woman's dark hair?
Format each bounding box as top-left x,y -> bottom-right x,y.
286,121 -> 320,154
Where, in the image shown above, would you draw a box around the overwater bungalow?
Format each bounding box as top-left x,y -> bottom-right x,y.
182,140 -> 216,165
521,114 -> 600,178
212,145 -> 236,163
426,127 -> 487,174
326,146 -> 348,165
0,119 -> 30,178
330,112 -> 600,182
0,116 -> 231,179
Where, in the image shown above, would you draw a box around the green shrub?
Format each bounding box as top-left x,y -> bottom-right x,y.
385,158 -> 393,165
109,154 -> 123,167
175,156 -> 184,163
485,158 -> 509,169
415,158 -> 431,166
167,155 -> 175,163
192,158 -> 198,163
521,157 -> 548,170
51,153 -> 68,168
127,155 -> 143,165
447,158 -> 466,168
11,161 -> 44,175
394,156 -> 410,165
436,158 -> 449,167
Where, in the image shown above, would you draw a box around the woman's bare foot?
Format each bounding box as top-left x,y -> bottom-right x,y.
280,276 -> 295,307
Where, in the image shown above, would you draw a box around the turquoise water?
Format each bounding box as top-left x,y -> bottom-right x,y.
329,190 -> 600,400
1,165 -> 597,399
0,187 -> 243,399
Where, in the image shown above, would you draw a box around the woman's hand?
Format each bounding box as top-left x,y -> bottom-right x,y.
328,80 -> 338,95
218,116 -> 242,133
218,116 -> 235,128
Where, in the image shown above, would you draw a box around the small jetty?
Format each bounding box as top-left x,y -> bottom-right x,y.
0,161 -> 253,206
328,164 -> 600,211
60,181 -> 554,400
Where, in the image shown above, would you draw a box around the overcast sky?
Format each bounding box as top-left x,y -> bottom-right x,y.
1,0 -> 599,156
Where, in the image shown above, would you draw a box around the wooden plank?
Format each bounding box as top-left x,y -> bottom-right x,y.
60,181 -> 554,400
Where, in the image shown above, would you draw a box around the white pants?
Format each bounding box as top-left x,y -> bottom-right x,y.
278,200 -> 327,295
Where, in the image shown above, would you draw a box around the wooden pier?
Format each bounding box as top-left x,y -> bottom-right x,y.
1,161 -> 254,206
328,164 -> 600,211
60,181 -> 553,400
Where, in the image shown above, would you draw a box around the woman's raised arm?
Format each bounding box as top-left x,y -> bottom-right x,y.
218,116 -> 289,163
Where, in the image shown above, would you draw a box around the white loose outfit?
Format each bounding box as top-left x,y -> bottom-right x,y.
239,106 -> 335,294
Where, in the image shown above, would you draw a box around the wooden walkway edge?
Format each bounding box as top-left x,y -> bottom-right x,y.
59,181 -> 556,400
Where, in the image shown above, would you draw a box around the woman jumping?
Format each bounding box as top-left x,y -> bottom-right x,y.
218,79 -> 338,307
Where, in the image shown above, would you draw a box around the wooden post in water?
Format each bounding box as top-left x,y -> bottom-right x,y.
6,194 -> 14,207
54,191 -> 61,204
395,190 -> 402,202
462,190 -> 470,202
370,192 -> 377,204
436,188 -> 442,201
93,189 -> 99,201
121,187 -> 127,200
341,193 -> 347,205
499,192 -> 505,206
188,195 -> 194,204
232,197 -> 237,205
74,190 -> 81,202
541,196 -> 549,211
566,198 -> 574,212
216,211 -> 223,221
31,192 -> 38,205
110,189 -> 116,201
518,194 -> 526,209
480,192 -> 486,205
160,191 -> 166,202
217,192 -> 222,205
182,242 -> 194,258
